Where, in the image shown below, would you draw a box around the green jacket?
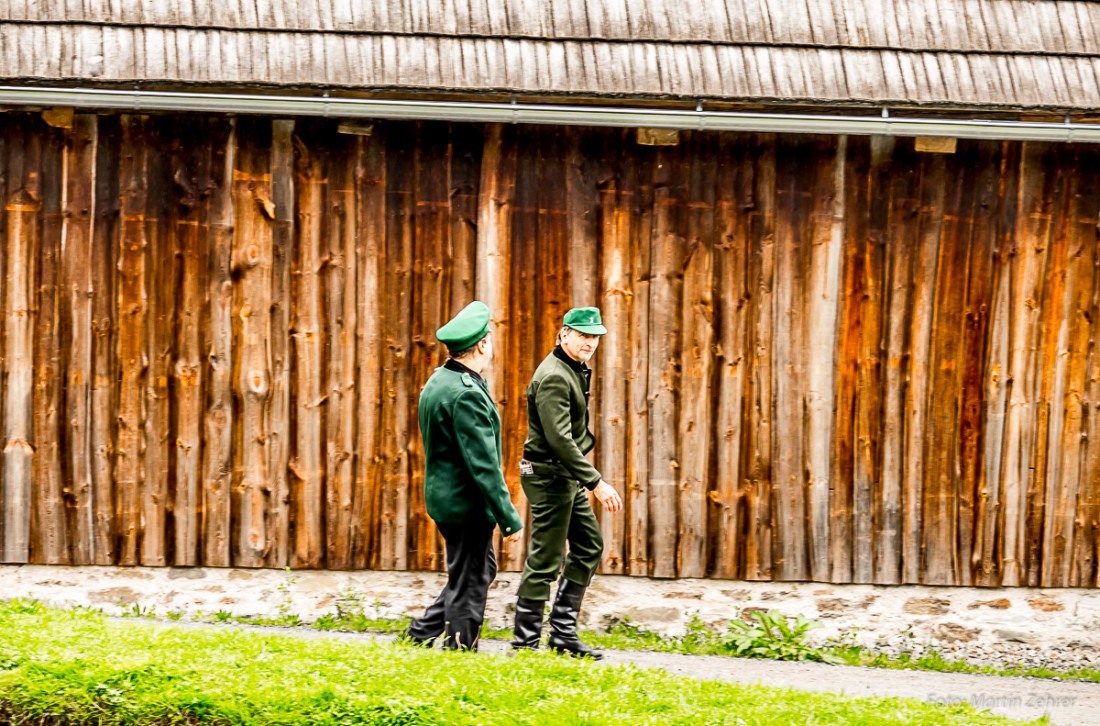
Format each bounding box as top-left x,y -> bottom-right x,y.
523,347 -> 602,490
418,362 -> 523,535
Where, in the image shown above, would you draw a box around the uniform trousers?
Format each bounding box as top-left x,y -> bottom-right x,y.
406,519 -> 497,650
516,464 -> 604,601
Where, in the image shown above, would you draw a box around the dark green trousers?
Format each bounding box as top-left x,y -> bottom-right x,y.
517,465 -> 604,601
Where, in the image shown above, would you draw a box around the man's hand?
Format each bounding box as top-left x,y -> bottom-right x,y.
593,480 -> 623,513
504,530 -> 524,544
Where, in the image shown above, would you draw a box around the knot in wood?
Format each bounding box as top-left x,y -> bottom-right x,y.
247,371 -> 269,395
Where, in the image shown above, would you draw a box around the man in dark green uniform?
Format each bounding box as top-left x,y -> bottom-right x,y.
404,301 -> 523,651
511,307 -> 623,659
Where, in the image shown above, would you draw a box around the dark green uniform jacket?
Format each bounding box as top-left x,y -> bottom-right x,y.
523,347 -> 601,490
418,360 -> 523,536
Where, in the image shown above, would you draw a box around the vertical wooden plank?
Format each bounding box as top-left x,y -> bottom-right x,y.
407,126 -> 430,572
627,132 -> 652,577
449,122 -> 480,313
712,133 -> 749,580
1046,149 -> 1093,587
474,123 -> 517,567
772,135 -> 813,581
501,125 -> 535,572
974,142 -> 1021,586
853,137 -> 888,584
266,119 -> 294,568
829,138 -> 864,584
91,116 -> 120,565
597,129 -> 631,575
202,119 -> 235,567
379,121 -> 416,571
533,126 -> 571,364
745,133 -> 777,581
355,127 -> 386,570
677,132 -> 715,579
61,114 -> 97,564
172,118 -> 210,567
32,123 -> 65,564
920,153 -> 967,586
142,119 -> 171,567
291,128 -> 325,569
1031,151 -> 1074,587
231,118 -> 274,568
1000,143 -> 1056,586
2,119 -> 40,563
0,119 -> 5,557
567,128 -> 599,311
805,135 -> 846,582
955,143 -> 1001,586
324,131 -> 358,570
878,141 -> 923,584
901,153 -> 945,584
115,114 -> 148,567
407,122 -> 449,572
1072,149 -> 1100,588
647,143 -> 684,579
34,126 -> 65,560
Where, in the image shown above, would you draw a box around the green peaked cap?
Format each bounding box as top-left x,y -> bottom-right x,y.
563,306 -> 607,335
437,300 -> 491,352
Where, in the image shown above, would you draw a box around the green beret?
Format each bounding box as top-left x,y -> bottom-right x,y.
563,307 -> 607,336
437,301 -> 491,352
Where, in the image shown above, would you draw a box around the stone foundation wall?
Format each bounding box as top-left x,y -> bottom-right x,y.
6,565 -> 1097,654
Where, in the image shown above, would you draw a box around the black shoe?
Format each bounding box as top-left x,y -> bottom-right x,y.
546,579 -> 603,660
511,597 -> 546,650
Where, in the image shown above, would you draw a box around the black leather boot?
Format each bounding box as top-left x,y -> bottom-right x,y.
547,579 -> 603,660
510,597 -> 546,650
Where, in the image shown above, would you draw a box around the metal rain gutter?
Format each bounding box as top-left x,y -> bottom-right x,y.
1,84 -> 1098,143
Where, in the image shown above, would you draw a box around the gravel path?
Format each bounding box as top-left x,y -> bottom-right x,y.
120,619 -> 1099,725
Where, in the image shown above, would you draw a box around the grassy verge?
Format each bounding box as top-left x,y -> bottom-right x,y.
115,584 -> 1100,684
305,607 -> 1100,684
1,600 -> 1034,725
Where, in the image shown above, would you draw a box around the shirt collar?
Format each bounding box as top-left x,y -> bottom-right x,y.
553,345 -> 589,374
444,358 -> 484,383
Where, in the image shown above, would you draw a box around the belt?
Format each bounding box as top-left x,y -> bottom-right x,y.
522,452 -> 561,466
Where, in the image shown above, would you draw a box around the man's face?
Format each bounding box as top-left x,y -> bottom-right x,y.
561,328 -> 600,363
481,332 -> 494,363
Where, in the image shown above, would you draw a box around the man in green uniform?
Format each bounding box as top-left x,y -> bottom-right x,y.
404,301 -> 523,651
511,307 -> 623,659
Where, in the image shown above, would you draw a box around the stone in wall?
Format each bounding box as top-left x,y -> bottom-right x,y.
903,597 -> 951,615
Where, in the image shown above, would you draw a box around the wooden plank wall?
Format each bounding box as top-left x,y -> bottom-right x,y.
2,111 -> 1099,587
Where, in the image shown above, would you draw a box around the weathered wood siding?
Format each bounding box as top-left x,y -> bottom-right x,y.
7,0 -> 1100,110
2,111 -> 1099,587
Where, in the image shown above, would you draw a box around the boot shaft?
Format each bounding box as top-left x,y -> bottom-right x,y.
511,596 -> 546,650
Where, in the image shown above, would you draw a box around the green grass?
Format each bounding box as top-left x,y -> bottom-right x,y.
0,600 -> 1035,725
307,610 -> 1100,684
